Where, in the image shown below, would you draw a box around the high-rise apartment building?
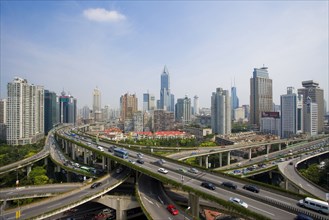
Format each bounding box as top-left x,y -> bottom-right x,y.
211,87 -> 231,135
260,112 -> 281,136
93,87 -> 102,122
304,97 -> 318,136
160,66 -> 173,112
120,93 -> 138,122
175,95 -> 192,124
193,95 -> 199,115
153,110 -> 174,131
280,87 -> 303,138
0,99 -> 7,140
250,66 -> 273,129
44,90 -> 59,134
133,111 -> 143,132
298,80 -> 324,133
59,91 -> 77,124
6,77 -> 44,145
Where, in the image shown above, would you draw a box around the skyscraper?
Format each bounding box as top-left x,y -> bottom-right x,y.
231,85 -> 239,120
250,66 -> 273,129
143,92 -> 156,112
298,80 -> 324,133
0,99 -> 7,141
211,87 -> 231,135
193,95 -> 199,115
304,97 -> 318,136
160,66 -> 172,111
93,87 -> 102,122
6,77 -> 44,145
280,87 -> 303,138
175,95 -> 192,124
59,91 -> 77,124
120,93 -> 138,122
44,90 -> 59,134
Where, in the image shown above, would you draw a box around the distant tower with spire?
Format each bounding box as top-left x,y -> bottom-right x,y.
160,66 -> 172,111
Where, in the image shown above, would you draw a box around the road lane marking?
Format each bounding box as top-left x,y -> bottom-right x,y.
156,202 -> 160,208
47,203 -> 58,208
249,205 -> 275,216
143,196 -> 154,204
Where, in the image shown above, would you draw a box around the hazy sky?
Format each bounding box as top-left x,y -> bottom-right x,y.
1,1 -> 328,110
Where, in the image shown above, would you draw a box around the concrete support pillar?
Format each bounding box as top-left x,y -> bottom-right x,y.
269,171 -> 272,180
279,143 -> 282,151
248,148 -> 252,160
107,158 -> 112,171
27,165 -> 32,177
284,179 -> 289,190
66,172 -> 71,182
65,141 -> 68,154
188,193 -> 200,219
44,157 -> 48,166
84,149 -> 88,164
102,156 -> 106,169
205,156 -> 209,169
266,144 -> 270,155
219,153 -> 222,167
227,151 -> 231,165
116,198 -> 127,220
72,144 -> 76,161
199,157 -> 202,167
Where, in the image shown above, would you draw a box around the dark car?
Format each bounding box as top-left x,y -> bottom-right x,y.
90,182 -> 102,189
137,159 -> 144,164
243,184 -> 260,193
221,181 -> 237,190
295,213 -> 313,220
201,182 -> 216,190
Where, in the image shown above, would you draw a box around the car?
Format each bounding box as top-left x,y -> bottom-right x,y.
156,159 -> 166,165
137,153 -> 144,158
116,167 -> 123,174
221,181 -> 237,190
243,184 -> 260,193
97,146 -> 104,152
90,182 -> 102,189
295,213 -> 313,220
136,159 -> 144,164
158,168 -> 168,174
178,167 -> 187,173
188,168 -> 199,174
201,182 -> 216,190
229,197 -> 248,208
289,161 -> 294,165
167,204 -> 179,215
128,159 -> 136,164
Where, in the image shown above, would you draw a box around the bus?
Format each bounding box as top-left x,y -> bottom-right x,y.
81,166 -> 90,172
114,148 -> 129,159
298,197 -> 329,215
81,166 -> 97,174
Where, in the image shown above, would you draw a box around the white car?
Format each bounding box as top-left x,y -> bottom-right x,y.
229,197 -> 248,208
158,168 -> 168,174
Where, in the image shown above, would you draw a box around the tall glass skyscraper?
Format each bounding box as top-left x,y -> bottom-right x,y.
44,90 -> 59,134
250,67 -> 273,129
160,66 -> 172,111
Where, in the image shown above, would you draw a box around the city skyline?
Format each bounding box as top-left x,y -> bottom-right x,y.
1,1 -> 328,109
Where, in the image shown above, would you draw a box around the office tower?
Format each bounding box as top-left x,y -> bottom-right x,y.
175,95 -> 192,124
143,92 -> 155,112
233,107 -> 245,122
59,91 -> 77,124
231,85 -> 239,113
260,112 -> 281,136
298,80 -> 324,133
170,94 -> 175,112
0,99 -> 6,140
160,66 -> 173,111
153,110 -> 174,131
120,93 -> 138,122
280,87 -> 303,138
6,77 -> 44,145
82,105 -> 91,120
194,95 -> 199,115
93,87 -> 102,122
44,90 -> 59,134
304,97 -> 318,136
211,87 -> 231,135
242,105 -> 250,121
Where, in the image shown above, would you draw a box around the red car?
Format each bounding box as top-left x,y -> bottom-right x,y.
167,204 -> 179,215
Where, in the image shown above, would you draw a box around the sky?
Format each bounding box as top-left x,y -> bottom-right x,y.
1,1 -> 328,110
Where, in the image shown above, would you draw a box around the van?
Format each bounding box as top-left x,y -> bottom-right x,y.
298,197 -> 329,215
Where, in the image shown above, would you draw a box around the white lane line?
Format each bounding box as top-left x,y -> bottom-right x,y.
156,202 -> 160,208
249,205 -> 275,216
143,196 -> 154,205
264,196 -> 291,206
47,203 -> 58,208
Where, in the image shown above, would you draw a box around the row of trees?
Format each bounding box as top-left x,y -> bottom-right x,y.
299,161 -> 329,190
